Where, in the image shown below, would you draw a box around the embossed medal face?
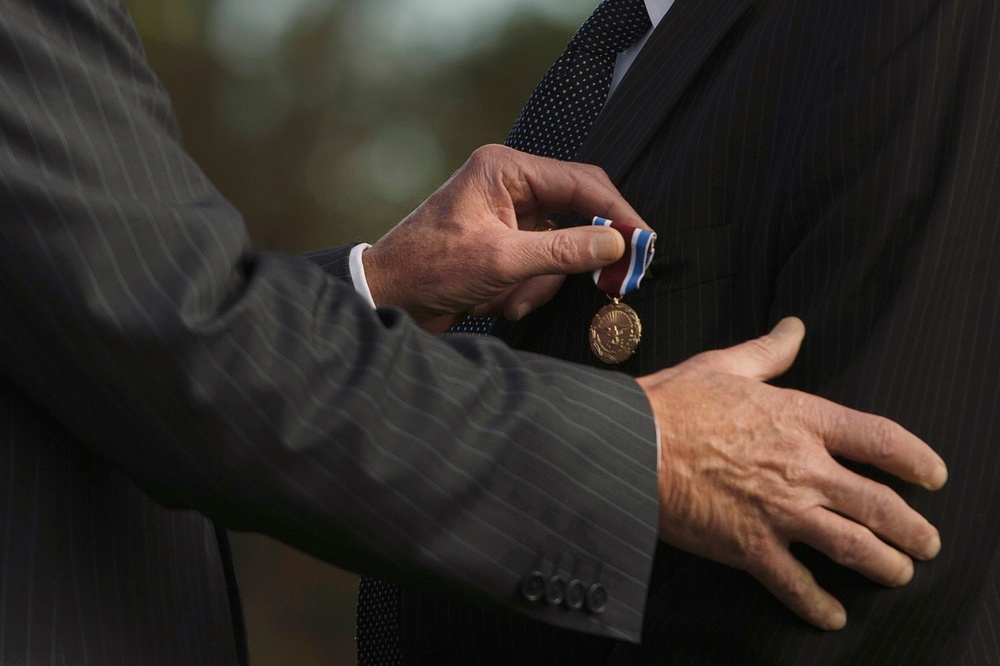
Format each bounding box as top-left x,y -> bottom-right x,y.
589,301 -> 641,364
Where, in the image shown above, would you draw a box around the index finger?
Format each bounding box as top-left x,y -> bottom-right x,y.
513,153 -> 651,231
817,402 -> 948,491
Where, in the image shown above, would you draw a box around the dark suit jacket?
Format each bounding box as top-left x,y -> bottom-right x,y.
0,1 -> 662,663
397,0 -> 1000,662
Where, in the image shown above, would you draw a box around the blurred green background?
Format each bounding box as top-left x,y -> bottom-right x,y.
126,0 -> 594,663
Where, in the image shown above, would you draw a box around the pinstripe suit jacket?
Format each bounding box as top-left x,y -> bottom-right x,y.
0,1 -> 663,663
397,0 -> 1000,663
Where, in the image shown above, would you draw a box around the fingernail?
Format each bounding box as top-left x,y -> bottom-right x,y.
513,302 -> 531,321
826,607 -> 847,631
770,317 -> 799,338
923,532 -> 942,560
893,560 -> 915,586
591,230 -> 621,262
924,460 -> 949,490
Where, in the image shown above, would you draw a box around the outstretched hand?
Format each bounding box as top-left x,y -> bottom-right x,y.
638,317 -> 947,630
362,144 -> 649,332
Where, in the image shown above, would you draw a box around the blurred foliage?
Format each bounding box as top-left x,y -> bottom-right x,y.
126,0 -> 590,663
129,0 -> 588,251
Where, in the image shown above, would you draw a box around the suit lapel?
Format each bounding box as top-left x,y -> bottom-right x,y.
576,0 -> 756,183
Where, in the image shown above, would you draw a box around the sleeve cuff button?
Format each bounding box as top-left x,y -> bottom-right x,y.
585,583 -> 608,614
564,579 -> 586,610
520,571 -> 546,602
544,575 -> 567,605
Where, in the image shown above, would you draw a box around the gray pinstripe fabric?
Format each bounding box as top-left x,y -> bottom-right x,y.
0,0 -> 660,662
360,2 -> 656,661
397,0 -> 1000,663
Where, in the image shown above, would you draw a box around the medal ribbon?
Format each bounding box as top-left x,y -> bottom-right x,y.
591,217 -> 656,297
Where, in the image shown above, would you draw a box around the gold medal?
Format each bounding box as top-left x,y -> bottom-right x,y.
589,297 -> 641,364
587,217 -> 655,364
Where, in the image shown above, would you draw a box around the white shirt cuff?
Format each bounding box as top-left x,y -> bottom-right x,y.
349,243 -> 376,309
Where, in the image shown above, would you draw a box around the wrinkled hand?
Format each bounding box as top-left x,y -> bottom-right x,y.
362,144 -> 649,332
638,317 -> 948,630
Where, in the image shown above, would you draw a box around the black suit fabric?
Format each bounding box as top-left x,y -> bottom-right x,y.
0,1 -> 662,663
398,0 -> 1000,663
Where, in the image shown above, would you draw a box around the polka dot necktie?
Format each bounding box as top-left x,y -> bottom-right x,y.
506,0 -> 653,160
357,2 -> 652,662
450,0 -> 652,335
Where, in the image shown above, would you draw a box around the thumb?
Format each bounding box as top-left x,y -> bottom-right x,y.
694,317 -> 806,381
507,226 -> 625,280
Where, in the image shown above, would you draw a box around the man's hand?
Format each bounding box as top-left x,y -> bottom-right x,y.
362,144 -> 649,332
638,317 -> 948,630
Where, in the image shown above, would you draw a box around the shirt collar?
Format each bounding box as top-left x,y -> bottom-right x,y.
645,0 -> 675,27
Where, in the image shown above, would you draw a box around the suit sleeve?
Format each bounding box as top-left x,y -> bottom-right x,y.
300,245 -> 357,282
764,0 -> 1000,659
0,0 -> 658,642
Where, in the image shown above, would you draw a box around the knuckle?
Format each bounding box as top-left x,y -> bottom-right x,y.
867,486 -> 892,521
774,565 -> 811,607
736,529 -> 770,568
866,419 -> 898,461
831,527 -> 869,568
774,388 -> 810,422
799,397 -> 843,449
736,525 -> 793,577
864,487 -> 899,531
478,143 -> 504,157
548,231 -> 582,268
746,337 -> 776,362
584,163 -> 611,181
470,143 -> 505,165
782,459 -> 810,488
779,391 -> 818,438
787,390 -> 813,417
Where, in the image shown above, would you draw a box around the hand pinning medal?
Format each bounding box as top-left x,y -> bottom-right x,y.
589,217 -> 656,364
